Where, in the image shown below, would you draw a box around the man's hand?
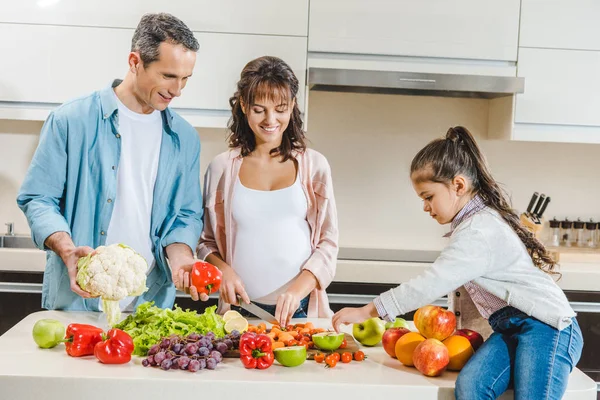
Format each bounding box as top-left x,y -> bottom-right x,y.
166,243 -> 209,302
45,232 -> 94,298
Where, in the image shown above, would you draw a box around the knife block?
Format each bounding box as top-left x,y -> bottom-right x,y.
520,213 -> 560,263
520,213 -> 544,238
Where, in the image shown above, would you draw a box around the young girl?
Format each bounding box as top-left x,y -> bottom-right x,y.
194,56 -> 338,327
332,126 -> 583,399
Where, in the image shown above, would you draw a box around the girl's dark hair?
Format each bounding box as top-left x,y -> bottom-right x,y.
411,126 -> 558,275
227,56 -> 306,161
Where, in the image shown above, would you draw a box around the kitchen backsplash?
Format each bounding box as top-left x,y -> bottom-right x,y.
1,91 -> 599,251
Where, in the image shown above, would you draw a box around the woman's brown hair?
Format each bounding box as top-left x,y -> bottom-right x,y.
227,56 -> 306,161
410,126 -> 558,275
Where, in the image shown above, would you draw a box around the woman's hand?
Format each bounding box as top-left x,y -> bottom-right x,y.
275,270 -> 319,326
332,303 -> 379,332
219,264 -> 250,305
275,291 -> 302,327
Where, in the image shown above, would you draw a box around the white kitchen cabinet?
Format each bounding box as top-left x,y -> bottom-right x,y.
308,0 -> 520,61
515,48 -> 600,127
0,24 -> 307,122
0,0 -> 309,37
520,0 -> 600,51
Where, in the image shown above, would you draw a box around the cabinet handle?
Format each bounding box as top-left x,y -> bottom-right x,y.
398,78 -> 436,84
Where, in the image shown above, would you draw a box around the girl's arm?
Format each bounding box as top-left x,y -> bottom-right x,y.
333,227 -> 493,331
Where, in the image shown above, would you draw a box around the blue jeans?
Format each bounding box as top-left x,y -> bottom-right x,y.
455,306 -> 584,400
231,296 -> 309,320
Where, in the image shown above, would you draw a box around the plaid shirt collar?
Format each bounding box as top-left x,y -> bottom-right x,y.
444,195 -> 486,237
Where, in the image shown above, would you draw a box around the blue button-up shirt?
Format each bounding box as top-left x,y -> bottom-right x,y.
17,80 -> 203,311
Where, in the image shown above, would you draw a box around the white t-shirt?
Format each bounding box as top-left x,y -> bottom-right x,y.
231,174 -> 312,304
103,92 -> 163,311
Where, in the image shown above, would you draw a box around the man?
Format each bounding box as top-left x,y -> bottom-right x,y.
17,13 -> 208,313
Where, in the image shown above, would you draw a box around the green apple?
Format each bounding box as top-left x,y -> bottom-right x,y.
353,317 -> 386,346
312,332 -> 345,351
274,346 -> 307,367
32,319 -> 65,349
385,317 -> 410,330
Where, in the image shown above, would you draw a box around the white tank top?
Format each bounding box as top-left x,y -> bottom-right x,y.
231,174 -> 312,304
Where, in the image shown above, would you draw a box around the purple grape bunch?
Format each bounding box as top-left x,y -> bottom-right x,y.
141,331 -> 239,373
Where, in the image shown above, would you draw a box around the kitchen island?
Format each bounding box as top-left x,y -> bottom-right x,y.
0,311 -> 596,400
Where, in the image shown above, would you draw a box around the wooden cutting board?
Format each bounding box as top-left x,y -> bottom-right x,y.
224,333 -> 359,359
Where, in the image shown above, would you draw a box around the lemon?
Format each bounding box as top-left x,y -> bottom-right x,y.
224,316 -> 248,333
312,332 -> 345,351
273,346 -> 307,367
223,310 -> 243,322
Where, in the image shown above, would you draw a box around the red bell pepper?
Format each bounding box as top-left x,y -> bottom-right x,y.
239,332 -> 274,370
94,328 -> 134,364
191,261 -> 222,295
64,323 -> 104,357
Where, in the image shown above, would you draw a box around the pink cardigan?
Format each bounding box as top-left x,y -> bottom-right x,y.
197,148 -> 339,318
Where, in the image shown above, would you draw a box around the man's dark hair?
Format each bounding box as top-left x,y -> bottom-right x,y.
131,13 -> 199,65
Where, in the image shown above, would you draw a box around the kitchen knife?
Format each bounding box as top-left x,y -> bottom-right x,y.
531,194 -> 546,223
535,196 -> 551,219
526,192 -> 539,217
237,296 -> 279,324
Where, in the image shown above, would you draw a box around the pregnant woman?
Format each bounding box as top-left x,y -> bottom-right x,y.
196,56 -> 338,326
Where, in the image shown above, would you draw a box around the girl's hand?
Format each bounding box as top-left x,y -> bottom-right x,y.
219,264 -> 250,305
332,303 -> 379,332
275,291 -> 301,327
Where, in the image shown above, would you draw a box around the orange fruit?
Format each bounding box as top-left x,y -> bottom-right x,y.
442,335 -> 474,371
395,331 -> 426,366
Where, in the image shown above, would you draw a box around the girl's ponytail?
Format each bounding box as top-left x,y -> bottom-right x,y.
412,126 -> 558,275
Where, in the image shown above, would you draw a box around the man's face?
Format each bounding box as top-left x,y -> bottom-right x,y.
132,42 -> 196,112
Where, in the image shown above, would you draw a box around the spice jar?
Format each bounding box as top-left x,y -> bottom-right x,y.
574,219 -> 586,247
549,218 -> 561,247
586,220 -> 598,248
561,219 -> 573,247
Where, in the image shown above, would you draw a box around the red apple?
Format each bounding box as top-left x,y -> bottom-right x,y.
413,338 -> 450,377
382,327 -> 411,358
413,305 -> 456,341
454,329 -> 484,352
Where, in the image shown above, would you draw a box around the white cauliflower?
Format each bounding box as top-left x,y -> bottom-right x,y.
76,243 -> 148,326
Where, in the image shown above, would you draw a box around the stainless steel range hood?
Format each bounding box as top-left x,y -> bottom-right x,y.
308,68 -> 524,99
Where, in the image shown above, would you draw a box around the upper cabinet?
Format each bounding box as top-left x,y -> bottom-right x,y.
520,0 -> 600,51
515,48 -> 600,127
308,0 -> 521,61
509,1 -> 600,143
0,24 -> 307,111
0,1 -> 308,128
1,0 -> 308,37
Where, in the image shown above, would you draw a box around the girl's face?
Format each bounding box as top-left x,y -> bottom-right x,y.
244,93 -> 294,148
411,174 -> 472,225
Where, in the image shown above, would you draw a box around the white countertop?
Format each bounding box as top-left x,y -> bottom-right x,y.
1,247 -> 600,291
0,311 -> 595,400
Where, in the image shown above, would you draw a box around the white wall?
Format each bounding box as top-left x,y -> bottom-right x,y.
1,91 -> 599,251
